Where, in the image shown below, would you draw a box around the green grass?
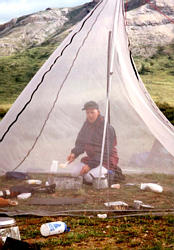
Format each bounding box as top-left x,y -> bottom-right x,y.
134,44 -> 174,107
14,214 -> 174,249
0,45 -> 56,105
0,44 -> 174,124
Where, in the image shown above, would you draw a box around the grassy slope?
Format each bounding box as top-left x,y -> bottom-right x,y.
134,45 -> 174,107
0,42 -> 174,123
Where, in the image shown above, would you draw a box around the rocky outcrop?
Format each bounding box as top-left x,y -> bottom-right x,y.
0,8 -> 69,56
0,0 -> 174,57
0,18 -> 18,33
126,0 -> 174,56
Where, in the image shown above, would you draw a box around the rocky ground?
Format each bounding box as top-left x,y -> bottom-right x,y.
126,0 -> 174,56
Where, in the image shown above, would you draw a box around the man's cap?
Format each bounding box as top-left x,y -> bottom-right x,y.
82,101 -> 99,110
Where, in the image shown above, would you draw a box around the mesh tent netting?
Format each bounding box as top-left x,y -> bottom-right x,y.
0,0 -> 173,216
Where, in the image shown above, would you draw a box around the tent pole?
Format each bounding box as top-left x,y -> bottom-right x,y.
98,31 -> 112,188
98,0 -> 121,187
107,31 -> 112,125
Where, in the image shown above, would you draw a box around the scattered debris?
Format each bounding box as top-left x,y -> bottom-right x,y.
134,200 -> 154,209
110,184 -> 120,189
7,200 -> 18,206
134,200 -> 143,209
124,183 -> 138,187
104,201 -> 129,210
97,214 -> 107,218
26,179 -> 42,185
0,198 -> 18,207
140,204 -> 155,209
17,193 -> 32,200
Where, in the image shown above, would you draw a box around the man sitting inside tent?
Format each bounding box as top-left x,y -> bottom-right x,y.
67,101 -> 125,185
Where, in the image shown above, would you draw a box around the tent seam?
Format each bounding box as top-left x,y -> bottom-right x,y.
0,0 -> 104,143
12,0 -> 109,170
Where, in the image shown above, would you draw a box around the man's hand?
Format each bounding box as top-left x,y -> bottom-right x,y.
80,165 -> 90,176
67,153 -> 75,163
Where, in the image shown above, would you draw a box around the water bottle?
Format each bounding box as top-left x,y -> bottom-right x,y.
40,221 -> 70,237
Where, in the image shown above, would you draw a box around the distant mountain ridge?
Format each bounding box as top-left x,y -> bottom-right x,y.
0,0 -> 174,57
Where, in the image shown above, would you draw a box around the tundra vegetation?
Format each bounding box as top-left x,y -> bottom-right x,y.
0,43 -> 174,124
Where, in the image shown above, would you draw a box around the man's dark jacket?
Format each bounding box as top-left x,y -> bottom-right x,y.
71,115 -> 119,170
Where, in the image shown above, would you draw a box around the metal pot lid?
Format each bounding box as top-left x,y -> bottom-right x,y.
0,217 -> 15,226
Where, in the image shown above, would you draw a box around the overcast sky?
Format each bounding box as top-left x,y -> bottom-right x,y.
0,0 -> 92,24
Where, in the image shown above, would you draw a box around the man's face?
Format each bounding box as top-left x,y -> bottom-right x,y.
86,109 -> 99,123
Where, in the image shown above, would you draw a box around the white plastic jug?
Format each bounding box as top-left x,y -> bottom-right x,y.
40,221 -> 69,237
140,183 -> 163,193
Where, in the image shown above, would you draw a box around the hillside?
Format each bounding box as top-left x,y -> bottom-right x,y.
126,0 -> 174,56
0,0 -> 174,57
0,1 -> 98,56
0,0 -> 173,124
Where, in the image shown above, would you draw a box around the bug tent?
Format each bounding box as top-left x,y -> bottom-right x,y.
0,0 -> 173,216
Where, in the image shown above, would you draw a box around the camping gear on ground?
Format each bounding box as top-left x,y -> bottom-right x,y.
110,183 -> 120,189
9,184 -> 56,196
33,184 -> 56,193
83,165 -> 108,184
26,179 -> 42,185
53,176 -> 82,190
17,193 -> 32,200
104,201 -> 129,210
9,185 -> 34,195
0,188 -> 21,199
134,200 -> 154,209
5,171 -> 30,180
0,0 -> 173,216
0,198 -> 18,207
140,183 -> 163,193
40,221 -> 70,237
0,217 -> 20,243
90,173 -> 108,189
133,200 -> 144,209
